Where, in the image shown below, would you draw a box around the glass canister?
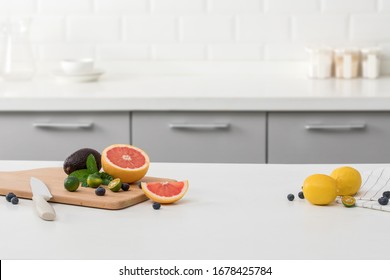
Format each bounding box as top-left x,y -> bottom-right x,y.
306,47 -> 333,79
334,48 -> 360,79
0,18 -> 36,81
361,48 -> 380,79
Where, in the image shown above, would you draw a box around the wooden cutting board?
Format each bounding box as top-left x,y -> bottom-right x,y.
0,167 -> 173,210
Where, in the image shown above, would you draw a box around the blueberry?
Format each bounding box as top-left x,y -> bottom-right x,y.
137,182 -> 142,189
95,187 -> 106,196
383,191 -> 390,199
298,191 -> 305,199
11,196 -> 19,205
152,202 -> 161,210
378,197 -> 389,206
121,183 -> 130,191
287,194 -> 294,201
5,192 -> 16,202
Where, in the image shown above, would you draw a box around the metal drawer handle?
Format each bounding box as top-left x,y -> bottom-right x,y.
33,122 -> 94,129
305,124 -> 366,131
169,123 -> 230,130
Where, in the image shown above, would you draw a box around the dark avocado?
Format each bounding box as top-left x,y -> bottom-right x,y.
63,148 -> 102,175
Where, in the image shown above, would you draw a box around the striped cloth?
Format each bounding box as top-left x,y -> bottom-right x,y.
335,167 -> 390,212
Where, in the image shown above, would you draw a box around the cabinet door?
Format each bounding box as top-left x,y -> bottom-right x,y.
0,112 -> 130,160
268,112 -> 390,163
132,112 -> 266,163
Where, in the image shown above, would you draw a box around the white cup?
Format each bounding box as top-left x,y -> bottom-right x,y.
61,58 -> 94,75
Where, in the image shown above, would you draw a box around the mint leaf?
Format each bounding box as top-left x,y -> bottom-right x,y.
86,154 -> 98,174
69,169 -> 90,185
100,172 -> 114,185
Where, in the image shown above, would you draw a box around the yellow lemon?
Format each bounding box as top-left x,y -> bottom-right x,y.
330,166 -> 361,196
303,174 -> 337,205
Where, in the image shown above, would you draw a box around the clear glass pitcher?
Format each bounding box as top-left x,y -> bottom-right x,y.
0,18 -> 36,81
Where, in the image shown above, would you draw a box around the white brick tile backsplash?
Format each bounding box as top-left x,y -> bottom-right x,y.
1,0 -> 389,62
208,0 -> 263,14
322,0 -> 377,13
97,44 -> 150,60
125,16 -> 177,43
237,15 -> 290,43
152,44 -> 206,60
39,44 -> 95,60
38,0 -> 92,14
379,43 -> 390,60
67,16 -> 121,43
292,15 -> 348,43
95,0 -> 149,14
30,16 -> 65,43
0,0 -> 36,14
351,15 -> 390,42
151,0 -> 205,14
208,44 -> 262,60
264,0 -> 320,13
180,15 -> 234,43
264,43 -> 307,60
379,0 -> 390,12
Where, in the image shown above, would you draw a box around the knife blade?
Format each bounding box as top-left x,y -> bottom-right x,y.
30,177 -> 56,221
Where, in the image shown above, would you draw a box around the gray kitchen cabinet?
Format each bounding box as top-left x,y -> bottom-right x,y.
0,112 -> 130,160
268,112 -> 390,164
132,111 -> 266,163
3,110 -> 390,164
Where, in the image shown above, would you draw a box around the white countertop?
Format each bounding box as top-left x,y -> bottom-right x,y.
1,61 -> 390,111
1,160 -> 390,260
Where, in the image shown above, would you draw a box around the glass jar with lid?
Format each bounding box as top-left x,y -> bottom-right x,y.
0,18 -> 36,81
306,47 -> 333,79
361,48 -> 380,79
334,48 -> 360,79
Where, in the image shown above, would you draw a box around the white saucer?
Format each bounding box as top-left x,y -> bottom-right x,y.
52,69 -> 105,83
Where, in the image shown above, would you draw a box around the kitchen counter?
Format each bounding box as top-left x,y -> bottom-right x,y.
1,160 -> 390,260
1,61 -> 390,111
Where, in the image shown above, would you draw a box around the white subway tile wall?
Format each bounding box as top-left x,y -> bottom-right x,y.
38,0 -> 92,14
238,15 -> 290,43
351,15 -> 390,42
208,0 -> 263,14
30,16 -> 65,43
180,15 -> 234,43
264,0 -> 319,13
67,16 -> 121,43
322,0 -> 377,13
95,0 -> 149,15
0,0 -> 36,14
152,44 -> 206,60
151,0 -> 205,14
379,0 -> 390,12
208,44 -> 263,60
97,44 -> 150,60
292,15 -> 349,42
124,16 -> 177,43
0,0 -> 389,62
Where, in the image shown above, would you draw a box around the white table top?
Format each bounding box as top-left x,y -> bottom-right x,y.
1,61 -> 390,111
1,160 -> 389,260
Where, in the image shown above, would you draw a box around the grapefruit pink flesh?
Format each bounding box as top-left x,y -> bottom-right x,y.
141,180 -> 189,204
106,147 -> 145,169
101,144 -> 150,183
146,182 -> 184,197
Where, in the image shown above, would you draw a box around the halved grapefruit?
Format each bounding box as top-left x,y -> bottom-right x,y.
141,180 -> 189,204
101,144 -> 150,183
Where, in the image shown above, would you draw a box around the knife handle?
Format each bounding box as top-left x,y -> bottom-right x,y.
32,195 -> 56,221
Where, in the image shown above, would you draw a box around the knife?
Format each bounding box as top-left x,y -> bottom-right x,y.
30,177 -> 56,221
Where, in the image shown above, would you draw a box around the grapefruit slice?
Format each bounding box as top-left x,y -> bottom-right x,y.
141,180 -> 189,204
101,144 -> 150,183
